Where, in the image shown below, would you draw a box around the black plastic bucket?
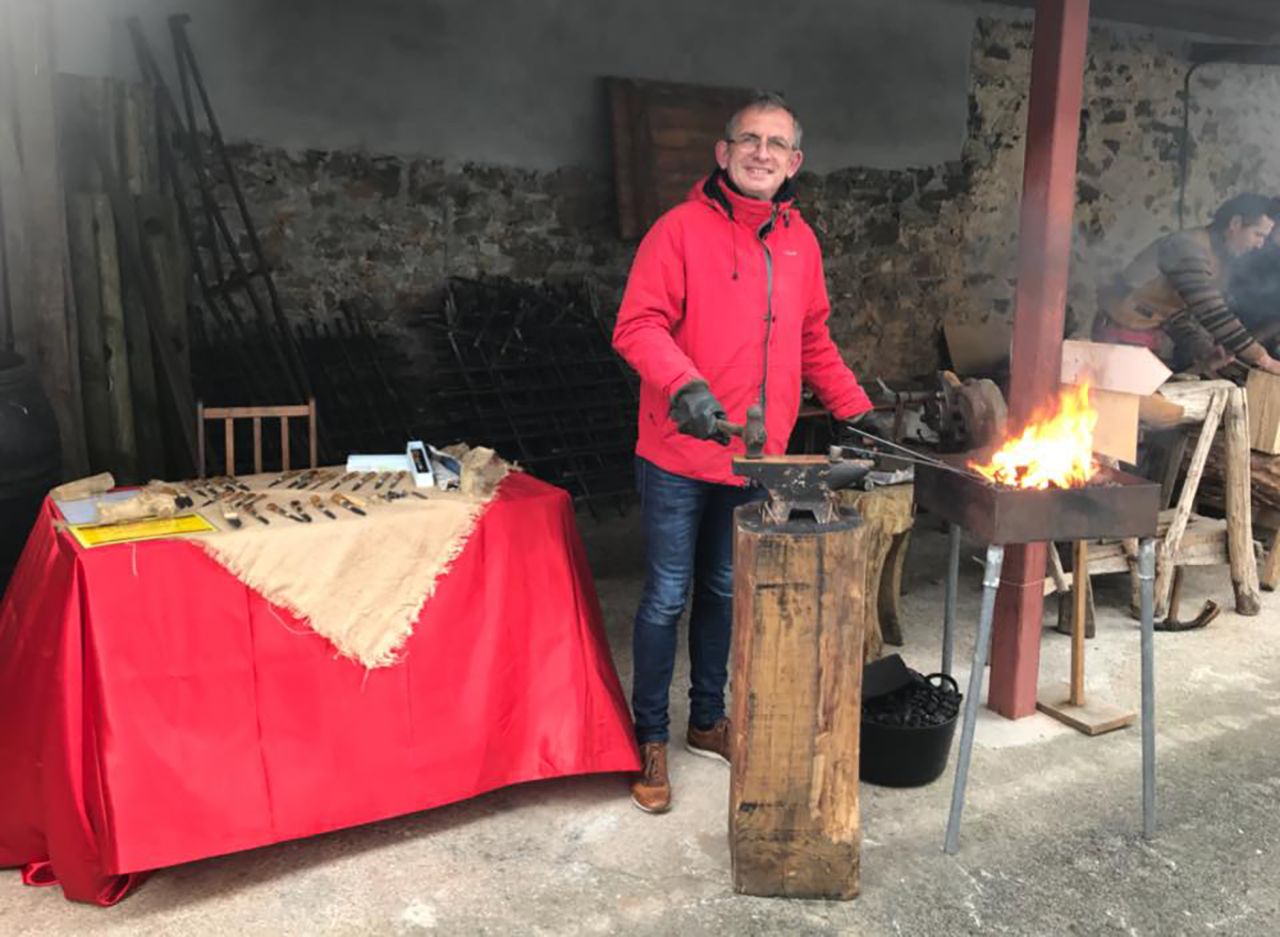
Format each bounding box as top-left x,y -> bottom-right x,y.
860,663 -> 961,788
0,352 -> 61,594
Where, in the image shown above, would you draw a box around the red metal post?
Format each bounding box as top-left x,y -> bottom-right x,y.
987,0 -> 1091,719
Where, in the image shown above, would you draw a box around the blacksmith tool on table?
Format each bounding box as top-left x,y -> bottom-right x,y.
265,502 -> 306,524
310,494 -> 338,519
333,493 -> 367,516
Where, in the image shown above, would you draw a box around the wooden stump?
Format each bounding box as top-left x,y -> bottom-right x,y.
729,504 -> 872,900
839,484 -> 914,658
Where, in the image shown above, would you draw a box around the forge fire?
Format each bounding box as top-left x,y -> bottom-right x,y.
969,383 -> 1100,490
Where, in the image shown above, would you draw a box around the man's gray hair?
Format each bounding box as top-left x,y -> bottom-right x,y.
725,91 -> 803,150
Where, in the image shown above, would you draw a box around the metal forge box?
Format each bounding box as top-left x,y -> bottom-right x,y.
913,456 -> 1160,544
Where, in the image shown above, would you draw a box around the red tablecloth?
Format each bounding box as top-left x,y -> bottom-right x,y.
0,473 -> 639,905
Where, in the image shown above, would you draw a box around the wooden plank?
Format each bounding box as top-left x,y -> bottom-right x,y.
307,398 -> 317,468
1060,340 -> 1171,396
120,216 -> 164,479
252,416 -> 262,474
121,82 -> 158,195
0,114 -> 28,353
730,515 -> 866,899
1155,390 -> 1227,617
1156,378 -> 1236,424
65,193 -> 114,470
1245,368 -> 1280,454
607,79 -> 639,239
1085,386 -> 1140,463
84,125 -> 200,470
138,191 -> 194,476
203,404 -> 310,419
1222,385 -> 1261,614
91,194 -> 138,481
224,417 -> 234,476
1036,681 -> 1135,736
196,399 -> 205,477
7,0 -> 87,475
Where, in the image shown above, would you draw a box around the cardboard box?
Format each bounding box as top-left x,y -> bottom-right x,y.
1058,341 -> 1174,464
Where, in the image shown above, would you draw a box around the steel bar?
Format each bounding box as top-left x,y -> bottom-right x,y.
943,523 -> 961,676
944,543 -> 1006,855
1139,536 -> 1157,839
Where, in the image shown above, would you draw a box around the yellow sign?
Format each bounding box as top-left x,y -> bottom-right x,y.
68,513 -> 218,548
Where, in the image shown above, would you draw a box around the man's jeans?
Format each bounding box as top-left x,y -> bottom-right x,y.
631,457 -> 764,744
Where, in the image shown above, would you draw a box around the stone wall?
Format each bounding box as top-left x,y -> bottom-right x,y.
216,9 -> 1280,383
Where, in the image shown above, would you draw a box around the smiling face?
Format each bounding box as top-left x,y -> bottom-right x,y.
714,106 -> 804,201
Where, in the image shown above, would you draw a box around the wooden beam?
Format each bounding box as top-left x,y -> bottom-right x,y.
989,0 -> 1091,720
4,0 -> 88,475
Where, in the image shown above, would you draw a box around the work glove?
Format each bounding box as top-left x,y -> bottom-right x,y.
669,380 -> 730,445
837,409 -> 884,451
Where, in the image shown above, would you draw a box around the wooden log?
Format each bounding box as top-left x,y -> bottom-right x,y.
730,505 -> 869,900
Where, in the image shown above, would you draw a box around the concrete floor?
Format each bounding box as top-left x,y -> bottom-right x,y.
4,510 -> 1280,936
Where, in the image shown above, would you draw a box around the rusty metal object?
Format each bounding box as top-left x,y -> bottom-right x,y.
914,454 -> 1160,544
937,371 -> 1007,451
1155,567 -> 1220,631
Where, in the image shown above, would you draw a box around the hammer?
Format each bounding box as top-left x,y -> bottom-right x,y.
715,405 -> 767,459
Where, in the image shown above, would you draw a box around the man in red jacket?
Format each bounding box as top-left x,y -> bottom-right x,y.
612,91 -> 873,813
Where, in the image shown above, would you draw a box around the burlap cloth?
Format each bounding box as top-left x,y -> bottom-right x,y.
185,459 -> 508,668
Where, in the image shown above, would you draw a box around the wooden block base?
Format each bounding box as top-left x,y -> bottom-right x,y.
1036,681 -> 1135,736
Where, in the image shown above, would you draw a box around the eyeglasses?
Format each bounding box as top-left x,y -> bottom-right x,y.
726,132 -> 796,156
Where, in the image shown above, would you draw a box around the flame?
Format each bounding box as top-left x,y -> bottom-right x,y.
969,383 -> 1100,489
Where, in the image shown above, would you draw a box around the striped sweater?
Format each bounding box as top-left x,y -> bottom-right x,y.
1098,227 -> 1260,362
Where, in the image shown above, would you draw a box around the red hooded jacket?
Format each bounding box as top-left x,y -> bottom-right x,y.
613,172 -> 872,485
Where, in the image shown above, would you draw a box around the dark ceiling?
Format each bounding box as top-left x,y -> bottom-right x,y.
996,0 -> 1280,43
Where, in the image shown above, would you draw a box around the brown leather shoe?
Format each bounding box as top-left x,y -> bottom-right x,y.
686,718 -> 731,765
630,741 -> 671,813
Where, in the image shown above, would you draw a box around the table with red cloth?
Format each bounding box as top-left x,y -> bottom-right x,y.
0,472 -> 640,905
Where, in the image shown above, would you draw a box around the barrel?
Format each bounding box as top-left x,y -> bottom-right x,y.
0,352 -> 61,595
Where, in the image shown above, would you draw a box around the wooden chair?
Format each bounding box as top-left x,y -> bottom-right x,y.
196,399 -> 317,477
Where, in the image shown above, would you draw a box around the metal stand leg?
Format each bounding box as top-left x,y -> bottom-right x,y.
1138,537 -> 1157,839
943,543 -> 1005,855
943,523 -> 961,676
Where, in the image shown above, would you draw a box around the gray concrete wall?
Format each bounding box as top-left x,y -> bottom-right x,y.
52,0 -> 978,172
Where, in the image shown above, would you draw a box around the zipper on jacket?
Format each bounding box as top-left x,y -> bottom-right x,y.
757,208 -> 779,422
